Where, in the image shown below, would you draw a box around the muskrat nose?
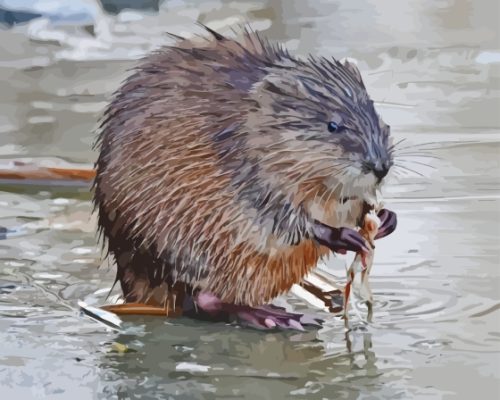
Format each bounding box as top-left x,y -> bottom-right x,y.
367,161 -> 390,182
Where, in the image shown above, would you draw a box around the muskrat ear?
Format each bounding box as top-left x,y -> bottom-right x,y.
340,57 -> 365,86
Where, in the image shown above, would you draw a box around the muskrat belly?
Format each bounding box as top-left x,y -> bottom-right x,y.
203,239 -> 327,306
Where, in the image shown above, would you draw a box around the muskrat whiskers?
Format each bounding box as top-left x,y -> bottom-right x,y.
393,158 -> 436,170
321,167 -> 350,206
302,166 -> 347,207
297,160 -> 351,182
390,140 -> 447,153
261,152 -> 347,174
391,151 -> 442,160
388,137 -> 408,153
294,167 -> 348,204
393,163 -> 426,177
324,176 -> 346,206
287,161 -> 341,184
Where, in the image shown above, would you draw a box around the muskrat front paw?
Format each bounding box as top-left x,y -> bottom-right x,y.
374,209 -> 397,240
312,222 -> 370,254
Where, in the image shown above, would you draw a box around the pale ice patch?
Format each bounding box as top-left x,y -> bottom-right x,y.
176,362 -> 211,373
32,272 -> 63,279
475,51 -> 500,64
78,300 -> 122,331
71,247 -> 94,255
5,260 -> 27,267
117,11 -> 144,23
27,115 -> 55,125
206,16 -> 272,35
52,198 -> 71,205
73,259 -> 95,264
0,144 -> 26,156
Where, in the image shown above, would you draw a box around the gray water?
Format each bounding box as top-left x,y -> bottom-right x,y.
0,0 -> 499,399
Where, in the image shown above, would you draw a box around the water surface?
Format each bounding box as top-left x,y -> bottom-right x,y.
0,0 -> 499,398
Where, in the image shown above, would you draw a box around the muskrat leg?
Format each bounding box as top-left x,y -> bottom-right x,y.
192,292 -> 322,330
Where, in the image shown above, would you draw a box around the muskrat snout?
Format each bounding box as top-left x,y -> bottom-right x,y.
363,160 -> 391,183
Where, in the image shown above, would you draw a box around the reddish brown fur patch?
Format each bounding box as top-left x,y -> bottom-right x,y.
205,239 -> 330,306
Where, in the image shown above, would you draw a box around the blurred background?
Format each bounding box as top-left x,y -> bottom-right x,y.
0,1 -> 498,399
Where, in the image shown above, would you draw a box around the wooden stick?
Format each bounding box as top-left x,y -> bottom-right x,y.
101,303 -> 183,317
0,161 -> 96,183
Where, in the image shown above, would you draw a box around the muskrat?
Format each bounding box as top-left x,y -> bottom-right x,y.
93,27 -> 397,329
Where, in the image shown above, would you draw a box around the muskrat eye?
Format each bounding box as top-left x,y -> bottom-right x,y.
327,121 -> 340,133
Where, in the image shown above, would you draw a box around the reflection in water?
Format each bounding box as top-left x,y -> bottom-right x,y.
94,318 -> 386,399
0,0 -> 499,398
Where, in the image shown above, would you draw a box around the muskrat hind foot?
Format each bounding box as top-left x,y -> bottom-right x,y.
191,292 -> 323,331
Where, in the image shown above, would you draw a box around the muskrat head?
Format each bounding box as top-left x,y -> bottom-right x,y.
245,56 -> 393,221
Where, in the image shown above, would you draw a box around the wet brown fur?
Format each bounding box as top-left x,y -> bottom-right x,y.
93,27 -> 387,309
